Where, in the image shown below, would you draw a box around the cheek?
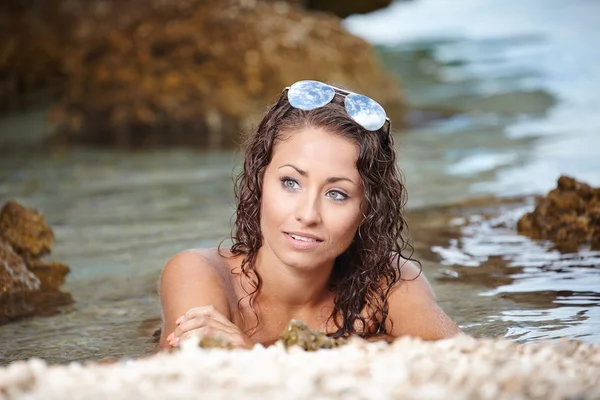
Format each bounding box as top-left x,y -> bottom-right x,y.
260,179 -> 287,231
327,207 -> 363,248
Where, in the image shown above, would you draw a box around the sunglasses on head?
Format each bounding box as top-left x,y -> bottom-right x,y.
283,80 -> 391,135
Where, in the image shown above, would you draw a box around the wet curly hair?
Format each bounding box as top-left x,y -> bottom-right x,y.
230,89 -> 419,339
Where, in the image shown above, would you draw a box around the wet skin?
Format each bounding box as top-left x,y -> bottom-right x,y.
158,127 -> 461,349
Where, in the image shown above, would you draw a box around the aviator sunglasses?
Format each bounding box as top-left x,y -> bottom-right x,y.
284,80 -> 391,135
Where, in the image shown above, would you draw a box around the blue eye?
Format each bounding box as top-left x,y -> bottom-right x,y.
327,190 -> 348,202
280,177 -> 300,190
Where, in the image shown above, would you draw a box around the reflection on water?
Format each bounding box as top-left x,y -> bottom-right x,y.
430,202 -> 600,342
345,0 -> 600,344
1,0 -> 600,364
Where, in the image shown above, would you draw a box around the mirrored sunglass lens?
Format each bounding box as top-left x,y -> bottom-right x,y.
288,80 -> 335,111
345,93 -> 387,131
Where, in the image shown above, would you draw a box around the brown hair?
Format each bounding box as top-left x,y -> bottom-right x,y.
230,90 -> 419,338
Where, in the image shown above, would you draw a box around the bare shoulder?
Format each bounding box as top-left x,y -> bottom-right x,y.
158,248 -> 234,347
386,256 -> 462,340
160,248 -> 228,290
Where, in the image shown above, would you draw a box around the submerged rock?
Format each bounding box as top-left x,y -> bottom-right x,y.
0,241 -> 41,320
0,201 -> 72,323
517,176 -> 600,251
47,0 -> 403,148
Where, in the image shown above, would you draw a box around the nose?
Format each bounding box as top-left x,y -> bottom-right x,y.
294,192 -> 322,226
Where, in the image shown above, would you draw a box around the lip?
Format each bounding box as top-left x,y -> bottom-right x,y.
284,231 -> 324,250
286,231 -> 323,241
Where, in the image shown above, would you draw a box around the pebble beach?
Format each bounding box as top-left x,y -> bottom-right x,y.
1,335 -> 599,400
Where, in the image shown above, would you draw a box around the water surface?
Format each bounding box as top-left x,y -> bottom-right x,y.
1,0 -> 599,364
344,0 -> 600,343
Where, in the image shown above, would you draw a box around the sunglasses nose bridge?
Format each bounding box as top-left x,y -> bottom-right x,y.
285,80 -> 388,132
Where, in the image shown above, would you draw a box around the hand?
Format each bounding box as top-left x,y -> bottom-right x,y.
166,305 -> 255,349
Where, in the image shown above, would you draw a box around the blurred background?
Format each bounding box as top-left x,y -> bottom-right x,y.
0,0 -> 599,364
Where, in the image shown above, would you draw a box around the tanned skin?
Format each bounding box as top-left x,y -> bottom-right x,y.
159,128 -> 461,349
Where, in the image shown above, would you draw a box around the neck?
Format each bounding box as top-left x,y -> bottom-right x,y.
249,245 -> 335,313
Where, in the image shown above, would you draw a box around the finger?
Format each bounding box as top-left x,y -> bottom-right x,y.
174,314 -> 236,339
180,325 -> 219,341
181,305 -> 233,327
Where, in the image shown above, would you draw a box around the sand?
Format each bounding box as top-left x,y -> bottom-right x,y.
1,335 -> 599,400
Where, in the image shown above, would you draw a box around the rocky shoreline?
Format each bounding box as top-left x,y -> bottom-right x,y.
0,202 -> 71,323
1,0 -> 402,148
1,335 -> 599,400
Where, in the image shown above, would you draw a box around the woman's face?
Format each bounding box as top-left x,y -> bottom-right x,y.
259,126 -> 365,271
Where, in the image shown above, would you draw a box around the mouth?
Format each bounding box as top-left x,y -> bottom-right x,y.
284,232 -> 324,242
284,232 -> 324,249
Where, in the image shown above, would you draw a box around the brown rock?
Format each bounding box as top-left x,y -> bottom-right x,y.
517,176 -> 600,250
0,0 -> 72,110
25,258 -> 70,291
305,0 -> 393,18
48,0 -> 404,148
0,201 -> 72,323
0,240 -> 41,321
279,320 -> 346,350
1,0 -> 398,113
0,201 -> 54,258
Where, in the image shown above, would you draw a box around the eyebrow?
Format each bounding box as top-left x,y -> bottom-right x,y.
278,164 -> 356,185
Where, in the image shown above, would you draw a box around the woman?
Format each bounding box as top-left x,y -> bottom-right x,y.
159,80 -> 461,349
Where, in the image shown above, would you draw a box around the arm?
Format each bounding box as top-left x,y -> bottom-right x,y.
385,258 -> 462,340
158,250 -> 231,349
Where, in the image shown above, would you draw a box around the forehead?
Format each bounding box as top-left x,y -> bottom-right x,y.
271,127 -> 360,177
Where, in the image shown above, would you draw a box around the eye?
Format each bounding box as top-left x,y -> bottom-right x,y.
280,177 -> 300,190
326,190 -> 348,202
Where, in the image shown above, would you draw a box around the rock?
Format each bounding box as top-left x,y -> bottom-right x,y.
196,335 -> 236,350
1,0 -> 400,116
279,319 -> 346,350
0,0 -> 71,110
0,201 -> 72,323
0,241 -> 41,321
48,0 -> 403,148
147,319 -> 347,350
139,316 -> 162,343
0,201 -> 54,258
517,176 -> 600,251
305,0 -> 393,18
25,258 -> 70,291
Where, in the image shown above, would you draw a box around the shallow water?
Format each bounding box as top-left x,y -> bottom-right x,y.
344,0 -> 600,342
1,0 -> 600,364
407,198 -> 600,342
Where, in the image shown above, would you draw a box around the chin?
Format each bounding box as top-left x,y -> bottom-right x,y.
262,232 -> 339,271
273,246 -> 331,271
278,251 -> 320,270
